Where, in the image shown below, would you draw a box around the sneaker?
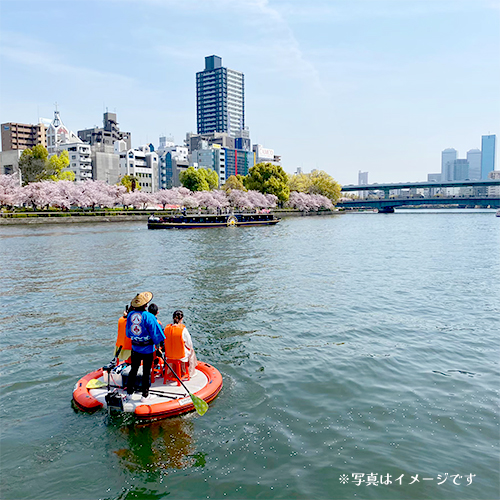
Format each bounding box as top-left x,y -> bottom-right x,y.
141,394 -> 153,403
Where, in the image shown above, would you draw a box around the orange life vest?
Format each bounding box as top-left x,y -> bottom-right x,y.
116,316 -> 132,352
163,323 -> 186,360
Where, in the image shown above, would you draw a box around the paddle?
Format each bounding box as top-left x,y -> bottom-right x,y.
158,350 -> 209,416
105,346 -> 122,391
86,379 -> 178,399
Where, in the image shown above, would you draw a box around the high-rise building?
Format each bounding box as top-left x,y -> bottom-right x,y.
196,55 -> 244,137
441,148 -> 457,181
466,149 -> 481,180
481,135 -> 496,180
358,171 -> 369,185
1,122 -> 47,151
453,159 -> 469,181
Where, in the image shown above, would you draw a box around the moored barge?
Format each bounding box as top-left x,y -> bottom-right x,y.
148,213 -> 280,229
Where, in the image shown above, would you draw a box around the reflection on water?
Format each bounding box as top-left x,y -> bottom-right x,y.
113,417 -> 199,473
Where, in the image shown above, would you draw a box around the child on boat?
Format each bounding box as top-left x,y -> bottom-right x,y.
163,310 -> 197,377
115,305 -> 132,363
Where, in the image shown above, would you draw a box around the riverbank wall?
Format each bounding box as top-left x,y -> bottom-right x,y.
0,209 -> 342,225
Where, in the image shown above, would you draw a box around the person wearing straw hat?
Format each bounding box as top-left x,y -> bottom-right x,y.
125,291 -> 165,402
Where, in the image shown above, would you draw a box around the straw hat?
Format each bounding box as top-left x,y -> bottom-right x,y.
130,291 -> 153,308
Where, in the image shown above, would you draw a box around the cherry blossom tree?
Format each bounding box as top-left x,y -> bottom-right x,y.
50,180 -> 80,210
192,190 -> 226,211
0,174 -> 22,208
286,191 -> 333,211
265,193 -> 278,208
211,190 -> 230,210
1,176 -> 288,213
228,189 -> 253,210
154,189 -> 180,209
19,181 -> 57,209
121,190 -> 153,209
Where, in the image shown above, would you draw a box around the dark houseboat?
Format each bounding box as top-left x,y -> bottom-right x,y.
148,212 -> 280,229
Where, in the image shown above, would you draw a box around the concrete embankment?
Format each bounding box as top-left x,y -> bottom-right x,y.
0,209 -> 342,225
0,214 -> 147,225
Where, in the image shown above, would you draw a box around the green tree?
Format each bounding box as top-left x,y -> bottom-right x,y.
18,145 -> 49,185
222,174 -> 247,192
204,167 -> 219,190
119,175 -> 141,192
18,145 -> 74,185
180,167 -> 208,191
244,163 -> 290,202
47,150 -> 75,182
287,170 -> 341,203
308,170 -> 341,202
180,167 -> 218,191
288,172 -> 310,193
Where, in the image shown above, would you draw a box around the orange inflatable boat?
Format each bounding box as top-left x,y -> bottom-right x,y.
73,359 -> 223,421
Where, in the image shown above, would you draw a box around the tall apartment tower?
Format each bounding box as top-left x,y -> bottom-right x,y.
481,134 -> 496,180
196,55 -> 244,137
441,148 -> 457,181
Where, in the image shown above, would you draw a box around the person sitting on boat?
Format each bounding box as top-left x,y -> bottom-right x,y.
163,310 -> 197,377
125,292 -> 165,402
115,305 -> 132,364
148,303 -> 160,321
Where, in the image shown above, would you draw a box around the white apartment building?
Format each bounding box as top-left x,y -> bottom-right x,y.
58,142 -> 92,181
119,146 -> 159,192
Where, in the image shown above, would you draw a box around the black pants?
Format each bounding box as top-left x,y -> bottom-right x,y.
127,350 -> 154,397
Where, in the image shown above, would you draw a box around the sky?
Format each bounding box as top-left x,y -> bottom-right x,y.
0,0 -> 499,185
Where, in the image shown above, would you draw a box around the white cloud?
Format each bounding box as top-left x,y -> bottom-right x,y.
0,32 -> 136,89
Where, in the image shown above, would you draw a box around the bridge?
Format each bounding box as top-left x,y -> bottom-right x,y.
339,180 -> 500,212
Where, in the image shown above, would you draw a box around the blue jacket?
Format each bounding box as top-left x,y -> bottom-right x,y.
126,310 -> 165,354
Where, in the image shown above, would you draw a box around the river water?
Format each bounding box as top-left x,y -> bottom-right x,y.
1,210 -> 499,500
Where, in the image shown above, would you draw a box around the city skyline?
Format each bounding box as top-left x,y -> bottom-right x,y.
0,0 -> 499,185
